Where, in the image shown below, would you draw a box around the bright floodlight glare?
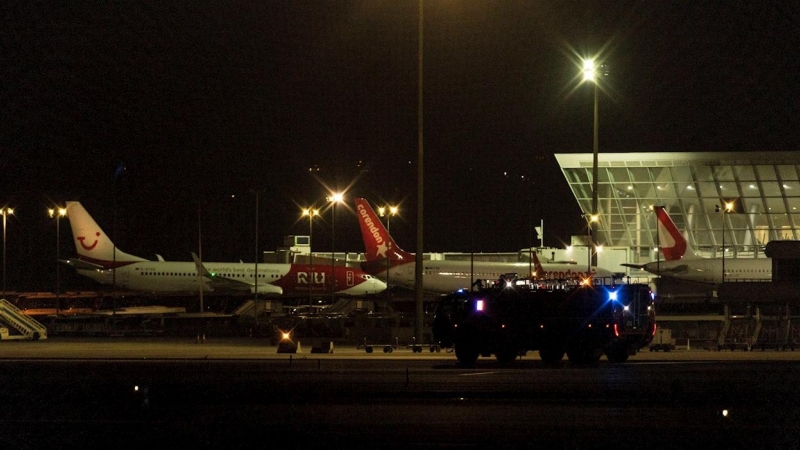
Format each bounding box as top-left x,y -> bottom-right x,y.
582,59 -> 596,81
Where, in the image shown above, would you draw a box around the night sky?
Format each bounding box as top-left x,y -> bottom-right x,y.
2,1 -> 799,291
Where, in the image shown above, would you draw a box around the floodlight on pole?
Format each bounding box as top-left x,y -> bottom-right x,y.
1,207 -> 13,299
379,205 -> 398,294
327,192 -> 343,304
48,206 -> 67,314
582,57 -> 601,269
717,201 -> 735,283
302,207 -> 319,310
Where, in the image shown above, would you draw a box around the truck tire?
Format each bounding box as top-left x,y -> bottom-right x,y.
455,341 -> 480,365
605,346 -> 630,363
495,347 -> 518,364
539,347 -> 565,363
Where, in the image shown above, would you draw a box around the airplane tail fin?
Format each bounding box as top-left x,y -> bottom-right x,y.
531,251 -> 545,279
354,198 -> 414,274
65,201 -> 147,268
654,206 -> 696,260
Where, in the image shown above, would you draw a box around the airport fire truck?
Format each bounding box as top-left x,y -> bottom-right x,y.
432,278 -> 656,364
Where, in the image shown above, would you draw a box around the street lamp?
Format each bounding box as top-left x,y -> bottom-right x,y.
378,205 -> 398,293
1,207 -> 13,299
327,192 -> 343,303
302,207 -> 319,310
716,202 -> 734,283
582,58 -> 601,268
49,206 -> 67,314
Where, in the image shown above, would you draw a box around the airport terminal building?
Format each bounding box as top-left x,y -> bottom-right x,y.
556,151 -> 800,265
556,151 -> 800,349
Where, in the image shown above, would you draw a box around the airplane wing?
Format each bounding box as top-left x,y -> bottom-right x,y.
660,264 -> 690,275
61,258 -> 106,271
190,252 -> 283,295
621,263 -> 646,269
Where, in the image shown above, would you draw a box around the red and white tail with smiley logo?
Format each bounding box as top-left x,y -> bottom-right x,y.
65,201 -> 147,269
354,198 -> 415,275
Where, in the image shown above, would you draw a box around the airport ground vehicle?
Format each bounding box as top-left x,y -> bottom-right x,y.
650,328 -> 676,351
432,279 -> 656,364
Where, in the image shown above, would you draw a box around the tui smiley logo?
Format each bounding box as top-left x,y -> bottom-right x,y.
78,232 -> 101,251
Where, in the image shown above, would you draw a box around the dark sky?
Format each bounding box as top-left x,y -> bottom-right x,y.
2,1 -> 800,291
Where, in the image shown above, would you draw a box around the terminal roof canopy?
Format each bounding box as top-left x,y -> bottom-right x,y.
556,152 -> 800,259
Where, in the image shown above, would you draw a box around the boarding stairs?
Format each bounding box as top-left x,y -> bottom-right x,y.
0,299 -> 48,340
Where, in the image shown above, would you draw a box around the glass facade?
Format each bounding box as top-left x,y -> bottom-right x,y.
556,152 -> 800,261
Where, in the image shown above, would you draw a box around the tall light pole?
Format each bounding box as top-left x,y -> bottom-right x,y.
717,202 -> 734,283
49,206 -> 67,314
302,207 -> 319,311
197,203 -> 203,315
582,58 -> 600,269
1,207 -> 13,299
252,189 -> 264,325
378,205 -> 398,294
585,213 -> 598,276
654,206 -> 661,277
415,0 -> 425,347
328,192 -> 343,304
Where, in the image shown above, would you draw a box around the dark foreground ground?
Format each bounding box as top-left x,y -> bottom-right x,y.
2,338 -> 800,449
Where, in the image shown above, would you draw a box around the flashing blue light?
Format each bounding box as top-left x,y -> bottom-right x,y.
608,290 -> 618,302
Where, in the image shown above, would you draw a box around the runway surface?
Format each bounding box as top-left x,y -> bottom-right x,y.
2,338 -> 800,449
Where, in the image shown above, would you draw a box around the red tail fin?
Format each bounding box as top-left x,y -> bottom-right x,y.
531,251 -> 545,278
654,206 -> 688,261
354,198 -> 414,274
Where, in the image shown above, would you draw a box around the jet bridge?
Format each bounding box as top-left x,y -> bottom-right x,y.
0,299 -> 48,340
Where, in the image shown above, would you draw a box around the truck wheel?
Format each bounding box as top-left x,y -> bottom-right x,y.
495,347 -> 518,364
455,341 -> 480,365
605,346 -> 629,363
539,347 -> 565,363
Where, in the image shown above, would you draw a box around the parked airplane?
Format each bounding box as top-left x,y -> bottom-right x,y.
623,206 -> 772,284
354,198 -> 619,294
63,201 -> 386,296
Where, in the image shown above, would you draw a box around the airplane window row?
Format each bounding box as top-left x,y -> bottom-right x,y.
139,272 -> 278,278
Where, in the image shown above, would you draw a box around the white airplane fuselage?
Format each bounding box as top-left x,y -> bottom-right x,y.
77,261 -> 385,296
641,257 -> 772,285
380,260 -> 616,294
